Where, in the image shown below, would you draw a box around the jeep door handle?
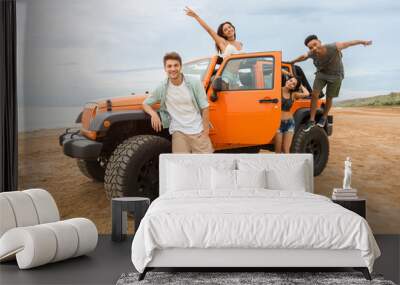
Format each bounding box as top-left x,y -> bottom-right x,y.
258,98 -> 279,104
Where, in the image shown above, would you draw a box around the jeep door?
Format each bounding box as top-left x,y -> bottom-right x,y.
208,52 -> 282,147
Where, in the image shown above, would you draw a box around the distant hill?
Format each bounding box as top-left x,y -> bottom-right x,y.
335,92 -> 400,107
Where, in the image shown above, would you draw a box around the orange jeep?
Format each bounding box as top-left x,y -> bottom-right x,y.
59,51 -> 332,200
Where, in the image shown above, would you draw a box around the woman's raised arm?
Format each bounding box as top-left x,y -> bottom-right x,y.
293,85 -> 310,99
184,6 -> 226,52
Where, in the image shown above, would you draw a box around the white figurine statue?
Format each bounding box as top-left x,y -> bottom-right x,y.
343,157 -> 352,190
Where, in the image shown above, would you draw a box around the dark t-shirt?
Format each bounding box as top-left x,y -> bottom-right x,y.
308,43 -> 344,80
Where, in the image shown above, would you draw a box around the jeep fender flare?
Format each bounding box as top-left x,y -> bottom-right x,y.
293,108 -> 324,132
88,110 -> 151,132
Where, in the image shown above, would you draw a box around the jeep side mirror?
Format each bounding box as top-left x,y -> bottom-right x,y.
211,77 -> 229,102
212,76 -> 229,92
210,93 -> 218,102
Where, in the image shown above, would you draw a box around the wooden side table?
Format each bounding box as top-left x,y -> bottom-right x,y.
111,197 -> 150,242
332,198 -> 366,219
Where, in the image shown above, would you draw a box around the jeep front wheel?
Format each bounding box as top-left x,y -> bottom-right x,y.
77,159 -> 105,182
291,126 -> 329,176
104,135 -> 171,200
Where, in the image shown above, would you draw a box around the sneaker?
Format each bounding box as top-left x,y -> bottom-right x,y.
303,121 -> 315,132
317,117 -> 327,128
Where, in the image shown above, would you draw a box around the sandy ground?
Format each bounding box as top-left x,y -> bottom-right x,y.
18,107 -> 400,234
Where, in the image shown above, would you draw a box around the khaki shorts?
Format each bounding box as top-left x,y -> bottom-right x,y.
172,131 -> 214,154
313,76 -> 342,98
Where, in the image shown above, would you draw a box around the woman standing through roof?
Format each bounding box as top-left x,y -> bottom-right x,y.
184,6 -> 244,58
184,6 -> 245,88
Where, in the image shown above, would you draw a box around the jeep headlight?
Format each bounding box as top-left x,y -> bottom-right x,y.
82,102 -> 98,129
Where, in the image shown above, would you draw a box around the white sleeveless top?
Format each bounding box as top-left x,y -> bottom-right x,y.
221,43 -> 244,58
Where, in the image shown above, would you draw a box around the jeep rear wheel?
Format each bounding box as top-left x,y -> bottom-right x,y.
291,125 -> 329,176
77,159 -> 105,182
104,135 -> 171,200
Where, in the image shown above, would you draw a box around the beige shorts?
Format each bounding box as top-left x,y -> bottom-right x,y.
172,131 -> 214,154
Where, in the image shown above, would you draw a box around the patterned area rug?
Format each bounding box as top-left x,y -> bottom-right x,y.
116,271 -> 396,285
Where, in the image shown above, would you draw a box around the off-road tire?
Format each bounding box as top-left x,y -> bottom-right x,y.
104,135 -> 171,200
77,159 -> 105,182
291,125 -> 329,176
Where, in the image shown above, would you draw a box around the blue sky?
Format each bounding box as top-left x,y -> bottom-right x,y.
17,0 -> 400,107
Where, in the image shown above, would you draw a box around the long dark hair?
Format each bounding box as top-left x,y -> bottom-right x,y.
283,75 -> 301,100
291,76 -> 302,92
282,74 -> 301,90
216,21 -> 236,54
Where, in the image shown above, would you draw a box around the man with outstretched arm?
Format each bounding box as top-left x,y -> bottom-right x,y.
142,51 -> 214,153
290,35 -> 372,132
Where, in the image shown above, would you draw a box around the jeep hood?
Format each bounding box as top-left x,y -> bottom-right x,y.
94,94 -> 156,112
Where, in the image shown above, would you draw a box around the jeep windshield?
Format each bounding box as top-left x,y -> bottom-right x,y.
182,58 -> 211,81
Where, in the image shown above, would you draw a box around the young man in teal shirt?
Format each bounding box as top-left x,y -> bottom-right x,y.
142,52 -> 213,153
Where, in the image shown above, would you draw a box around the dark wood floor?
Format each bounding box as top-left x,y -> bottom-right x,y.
0,235 -> 399,285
